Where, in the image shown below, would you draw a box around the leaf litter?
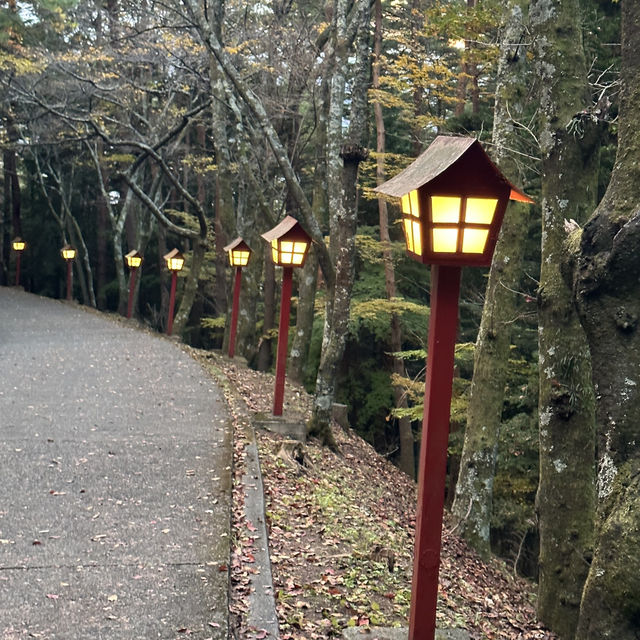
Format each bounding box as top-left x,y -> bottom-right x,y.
197,350 -> 555,640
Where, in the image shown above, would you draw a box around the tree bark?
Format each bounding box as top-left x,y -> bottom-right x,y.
308,0 -> 370,447
530,0 -> 598,634
373,0 -> 415,478
572,3 -> 640,638
451,0 -> 532,559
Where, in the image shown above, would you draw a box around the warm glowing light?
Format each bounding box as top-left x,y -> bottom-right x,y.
401,190 -> 420,218
229,250 -> 250,267
428,196 -> 497,254
125,250 -> 143,269
403,218 -> 423,255
432,228 -> 459,253
462,228 -> 489,253
12,238 -> 26,252
465,198 -> 498,224
272,239 -> 308,266
224,238 -> 252,267
61,246 -> 76,260
431,196 -> 461,223
164,249 -> 185,272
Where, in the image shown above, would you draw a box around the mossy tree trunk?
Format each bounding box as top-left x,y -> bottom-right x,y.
572,3 -> 640,637
530,0 -> 598,635
309,0 -> 370,448
451,0 -> 532,558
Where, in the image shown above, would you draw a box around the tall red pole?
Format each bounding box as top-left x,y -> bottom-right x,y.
228,267 -> 242,358
167,270 -> 178,335
15,253 -> 21,287
409,265 -> 461,640
273,266 -> 293,416
66,260 -> 73,301
126,267 -> 138,319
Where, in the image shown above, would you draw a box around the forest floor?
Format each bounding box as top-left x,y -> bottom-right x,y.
197,350 -> 556,640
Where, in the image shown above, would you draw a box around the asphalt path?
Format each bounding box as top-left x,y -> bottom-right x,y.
0,288 -> 231,639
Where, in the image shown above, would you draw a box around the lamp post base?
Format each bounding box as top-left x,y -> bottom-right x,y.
342,627 -> 469,640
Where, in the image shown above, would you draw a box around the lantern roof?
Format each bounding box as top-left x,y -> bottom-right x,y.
163,248 -> 183,261
375,135 -> 533,203
223,237 -> 251,253
261,215 -> 310,243
125,249 -> 142,259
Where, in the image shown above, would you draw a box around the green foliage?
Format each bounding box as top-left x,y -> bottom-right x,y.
349,298 -> 430,343
201,316 -> 226,330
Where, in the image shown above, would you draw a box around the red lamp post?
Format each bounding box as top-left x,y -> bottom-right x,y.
163,248 -> 185,336
261,216 -> 311,416
125,249 -> 143,319
376,136 -> 533,640
61,245 -> 77,301
12,237 -> 26,287
223,237 -> 252,358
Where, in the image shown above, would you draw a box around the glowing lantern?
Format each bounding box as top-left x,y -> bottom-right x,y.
124,250 -> 143,319
261,216 -> 312,415
125,249 -> 143,269
223,238 -> 253,359
224,237 -> 252,267
375,135 -> 533,640
163,248 -> 185,272
61,245 -> 77,261
163,249 -> 185,335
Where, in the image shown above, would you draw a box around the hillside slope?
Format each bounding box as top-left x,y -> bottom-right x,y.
202,351 -> 555,640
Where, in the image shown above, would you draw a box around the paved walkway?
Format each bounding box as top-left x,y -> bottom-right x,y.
0,288 -> 231,639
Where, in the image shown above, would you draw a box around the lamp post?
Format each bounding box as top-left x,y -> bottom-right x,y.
125,249 -> 143,319
223,237 -> 252,358
12,237 -> 26,287
376,136 -> 533,640
163,248 -> 185,336
61,244 -> 77,301
261,216 -> 311,416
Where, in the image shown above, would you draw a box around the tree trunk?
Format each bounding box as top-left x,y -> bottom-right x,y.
289,73 -> 330,384
373,0 -> 415,478
288,247 -> 318,383
309,0 -> 370,447
572,3 -> 640,637
451,0 -> 532,559
173,238 -> 207,336
257,253 -> 276,372
530,0 -> 598,634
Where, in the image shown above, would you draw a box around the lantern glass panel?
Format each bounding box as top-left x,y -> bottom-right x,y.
62,249 -> 76,260
401,190 -> 420,218
465,198 -> 498,224
431,196 -> 461,223
274,240 -> 307,265
403,218 -> 423,256
13,241 -> 25,251
168,257 -> 184,271
432,228 -> 459,253
127,256 -> 142,268
230,250 -> 250,266
462,228 -> 489,254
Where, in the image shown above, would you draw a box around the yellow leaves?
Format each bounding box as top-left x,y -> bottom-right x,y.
0,51 -> 46,75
